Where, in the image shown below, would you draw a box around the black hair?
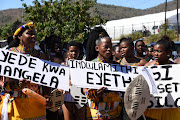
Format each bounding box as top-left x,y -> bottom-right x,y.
7,21 -> 26,49
155,35 -> 174,52
85,26 -> 110,61
119,37 -> 134,48
44,35 -> 61,51
135,40 -> 145,47
67,41 -> 81,50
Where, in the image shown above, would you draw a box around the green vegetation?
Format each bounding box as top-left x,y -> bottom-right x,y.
23,0 -> 105,43
119,32 -> 143,41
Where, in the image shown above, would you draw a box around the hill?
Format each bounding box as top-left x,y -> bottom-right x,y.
0,0 -> 179,27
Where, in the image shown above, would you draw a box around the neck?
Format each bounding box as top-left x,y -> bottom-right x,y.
136,53 -> 144,57
97,55 -> 110,63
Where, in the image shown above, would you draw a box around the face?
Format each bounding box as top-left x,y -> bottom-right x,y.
147,47 -> 153,57
67,46 -> 80,60
153,44 -> 169,63
53,43 -> 61,54
19,29 -> 37,48
96,38 -> 112,60
119,41 -> 133,58
135,41 -> 145,54
112,46 -> 121,60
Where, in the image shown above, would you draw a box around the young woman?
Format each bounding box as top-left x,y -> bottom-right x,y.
84,27 -> 122,120
119,38 -> 147,66
0,22 -> 51,119
112,44 -> 121,62
61,41 -> 85,120
144,36 -> 180,120
118,37 -> 146,120
135,40 -> 151,62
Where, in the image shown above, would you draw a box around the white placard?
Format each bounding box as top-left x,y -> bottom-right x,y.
146,64 -> 180,108
0,49 -> 69,91
69,60 -> 157,94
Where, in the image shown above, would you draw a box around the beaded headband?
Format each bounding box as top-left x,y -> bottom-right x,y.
13,22 -> 35,39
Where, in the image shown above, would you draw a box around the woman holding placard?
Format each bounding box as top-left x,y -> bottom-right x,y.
0,21 -> 52,120
83,27 -> 122,120
144,35 -> 180,120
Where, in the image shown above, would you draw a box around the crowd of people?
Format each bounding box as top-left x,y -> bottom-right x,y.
0,21 -> 179,120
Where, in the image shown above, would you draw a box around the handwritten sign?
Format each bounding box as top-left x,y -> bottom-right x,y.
69,60 -> 156,94
0,49 -> 69,91
146,64 -> 180,108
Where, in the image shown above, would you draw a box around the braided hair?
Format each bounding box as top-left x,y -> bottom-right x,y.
85,26 -> 109,61
155,35 -> 175,52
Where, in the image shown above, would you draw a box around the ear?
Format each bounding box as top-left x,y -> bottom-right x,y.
95,46 -> 99,52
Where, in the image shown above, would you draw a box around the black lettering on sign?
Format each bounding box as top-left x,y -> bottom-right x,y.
165,96 -> 173,107
132,67 -> 138,74
50,76 -> 59,88
151,66 -> 161,81
112,74 -> 120,87
157,84 -> 165,93
28,58 -> 37,69
125,66 -> 132,73
70,60 -> 75,68
165,84 -> 172,93
154,96 -> 164,108
59,68 -> 65,76
32,72 -> 41,82
4,66 -> 12,76
0,51 -> 9,62
19,55 -> 27,65
40,74 -> 47,85
87,72 -> 94,85
104,73 -> 111,86
161,65 -> 173,80
49,65 -> 59,73
122,76 -> 132,87
112,64 -> 117,72
22,70 -> 31,80
8,53 -> 17,64
119,65 -> 125,72
42,62 -> 48,72
172,83 -> 179,92
13,67 -> 22,78
174,98 -> 180,107
96,73 -> 102,85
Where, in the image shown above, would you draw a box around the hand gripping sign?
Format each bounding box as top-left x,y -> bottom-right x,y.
124,75 -> 150,120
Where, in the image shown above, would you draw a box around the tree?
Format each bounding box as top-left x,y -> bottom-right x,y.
23,0 -> 105,43
0,22 -> 13,40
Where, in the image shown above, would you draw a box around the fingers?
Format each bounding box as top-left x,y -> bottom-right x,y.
96,87 -> 107,97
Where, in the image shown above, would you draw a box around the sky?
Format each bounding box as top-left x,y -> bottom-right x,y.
0,0 -> 174,11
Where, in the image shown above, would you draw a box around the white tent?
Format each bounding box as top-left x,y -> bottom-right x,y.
103,9 -> 180,40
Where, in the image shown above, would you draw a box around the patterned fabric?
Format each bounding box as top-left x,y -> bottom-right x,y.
118,57 -> 142,66
86,58 -> 122,120
0,44 -> 47,119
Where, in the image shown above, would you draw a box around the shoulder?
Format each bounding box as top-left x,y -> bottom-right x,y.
145,60 -> 156,66
139,58 -> 148,66
174,58 -> 180,64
